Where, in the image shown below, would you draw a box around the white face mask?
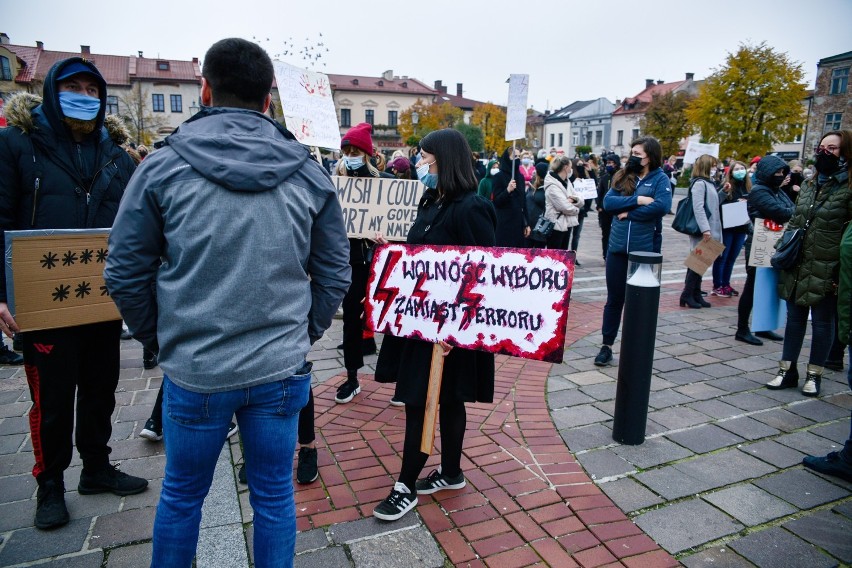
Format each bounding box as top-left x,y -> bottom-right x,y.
710,168 -> 717,177
416,161 -> 433,180
490,168 -> 500,176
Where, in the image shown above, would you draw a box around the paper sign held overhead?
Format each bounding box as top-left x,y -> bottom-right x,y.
333,176 -> 427,240
272,60 -> 340,149
364,244 -> 574,363
683,141 -> 720,165
505,74 -> 529,141
4,229 -> 121,331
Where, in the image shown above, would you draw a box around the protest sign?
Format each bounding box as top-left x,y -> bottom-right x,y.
365,244 -> 574,363
684,238 -> 725,275
272,60 -> 340,149
573,178 -> 598,201
721,201 -> 749,228
752,266 -> 786,331
748,218 -> 785,268
683,141 -> 720,165
334,176 -> 427,240
4,229 -> 120,331
505,74 -> 529,141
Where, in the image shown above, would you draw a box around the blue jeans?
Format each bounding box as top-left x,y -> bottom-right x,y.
152,367 -> 311,568
712,231 -> 747,289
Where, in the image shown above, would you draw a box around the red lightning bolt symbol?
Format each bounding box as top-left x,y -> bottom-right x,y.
456,264 -> 485,331
372,249 -> 403,329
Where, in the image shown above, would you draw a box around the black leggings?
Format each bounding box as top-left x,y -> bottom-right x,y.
398,399 -> 466,492
298,388 -> 315,446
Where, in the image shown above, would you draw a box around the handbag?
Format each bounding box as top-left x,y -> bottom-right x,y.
672,179 -> 711,237
770,228 -> 802,270
530,214 -> 555,242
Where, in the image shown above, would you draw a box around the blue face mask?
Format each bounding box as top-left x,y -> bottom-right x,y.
605,165 -> 615,174
420,173 -> 438,189
343,155 -> 364,170
58,91 -> 101,120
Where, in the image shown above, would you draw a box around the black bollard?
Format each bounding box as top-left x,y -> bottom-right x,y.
612,251 -> 663,445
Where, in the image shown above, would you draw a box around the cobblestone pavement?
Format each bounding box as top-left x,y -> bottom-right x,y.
0,198 -> 849,567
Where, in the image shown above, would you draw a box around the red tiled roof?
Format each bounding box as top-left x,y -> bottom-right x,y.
2,43 -> 200,88
327,73 -> 435,96
612,80 -> 686,116
133,58 -> 201,82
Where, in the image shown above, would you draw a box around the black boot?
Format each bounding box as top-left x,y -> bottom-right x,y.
680,269 -> 702,308
35,478 -> 70,530
691,271 -> 711,307
766,361 -> 799,390
335,370 -> 361,404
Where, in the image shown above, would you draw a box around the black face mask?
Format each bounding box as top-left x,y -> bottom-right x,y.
626,155 -> 644,173
768,174 -> 785,189
576,165 -> 586,176
815,152 -> 840,175
789,172 -> 804,186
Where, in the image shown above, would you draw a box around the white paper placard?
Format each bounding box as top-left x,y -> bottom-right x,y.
721,201 -> 750,228
573,179 -> 598,201
683,141 -> 720,165
272,60 -> 341,149
504,74 -> 529,141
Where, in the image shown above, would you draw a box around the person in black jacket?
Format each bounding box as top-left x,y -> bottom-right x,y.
736,155 -> 794,345
491,146 -> 530,246
373,129 -> 496,522
526,161 -> 549,247
0,58 -> 147,530
596,154 -> 620,260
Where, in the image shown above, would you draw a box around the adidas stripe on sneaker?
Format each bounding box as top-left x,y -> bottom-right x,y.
414,468 -> 466,495
373,482 -> 418,521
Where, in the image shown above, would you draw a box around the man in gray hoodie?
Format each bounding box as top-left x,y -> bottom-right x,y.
104,38 -> 350,567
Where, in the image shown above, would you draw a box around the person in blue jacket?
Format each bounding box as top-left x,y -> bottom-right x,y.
594,137 -> 672,366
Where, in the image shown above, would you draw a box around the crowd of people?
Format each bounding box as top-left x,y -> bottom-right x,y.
0,37 -> 849,568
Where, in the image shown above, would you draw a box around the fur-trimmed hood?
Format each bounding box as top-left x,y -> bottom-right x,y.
4,91 -> 130,146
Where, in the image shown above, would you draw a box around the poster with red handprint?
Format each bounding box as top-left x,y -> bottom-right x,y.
272,60 -> 340,149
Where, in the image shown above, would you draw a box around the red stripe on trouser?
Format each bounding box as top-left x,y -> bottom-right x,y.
25,363 -> 46,479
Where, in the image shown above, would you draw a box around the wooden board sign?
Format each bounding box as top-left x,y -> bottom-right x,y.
333,176 -> 427,241
4,229 -> 120,331
364,244 -> 575,363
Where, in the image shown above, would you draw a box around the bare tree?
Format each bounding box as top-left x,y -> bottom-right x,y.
119,83 -> 169,145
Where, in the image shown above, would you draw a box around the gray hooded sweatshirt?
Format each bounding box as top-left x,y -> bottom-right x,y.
105,108 -> 351,393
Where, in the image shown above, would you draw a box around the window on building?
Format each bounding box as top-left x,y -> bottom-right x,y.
632,128 -> 640,141
586,132 -> 593,146
830,67 -> 849,95
106,95 -> 119,115
170,94 -> 182,113
825,113 -> 843,132
550,133 -> 554,147
152,94 -> 165,112
388,110 -> 398,127
571,134 -> 578,146
0,56 -> 11,81
365,109 -> 374,125
157,61 -> 170,71
558,133 -> 563,146
617,130 -> 624,146
595,131 -> 602,146
340,108 -> 351,127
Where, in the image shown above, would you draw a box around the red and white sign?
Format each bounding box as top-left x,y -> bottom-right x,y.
365,244 -> 575,363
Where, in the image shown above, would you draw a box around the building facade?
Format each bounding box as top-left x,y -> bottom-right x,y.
0,34 -> 201,143
803,51 -> 851,157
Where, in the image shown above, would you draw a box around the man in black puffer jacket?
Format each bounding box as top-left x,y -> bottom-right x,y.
0,57 -> 146,530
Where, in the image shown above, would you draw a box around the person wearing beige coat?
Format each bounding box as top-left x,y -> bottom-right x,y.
544,155 -> 580,249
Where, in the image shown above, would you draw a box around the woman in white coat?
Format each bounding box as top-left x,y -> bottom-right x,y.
544,155 -> 581,249
680,154 -> 722,308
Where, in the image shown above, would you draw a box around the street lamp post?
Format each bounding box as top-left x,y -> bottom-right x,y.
411,111 -> 419,139
189,99 -> 199,116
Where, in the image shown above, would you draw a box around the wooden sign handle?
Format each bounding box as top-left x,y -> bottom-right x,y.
420,343 -> 445,454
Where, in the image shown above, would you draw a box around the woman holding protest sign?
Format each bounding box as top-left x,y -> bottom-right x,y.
593,137 -> 672,367
678,154 -> 721,309
771,130 -> 852,397
373,128 -> 497,522
711,160 -> 751,298
492,146 -> 530,247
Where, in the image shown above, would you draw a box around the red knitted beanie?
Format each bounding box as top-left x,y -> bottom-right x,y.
341,123 -> 373,155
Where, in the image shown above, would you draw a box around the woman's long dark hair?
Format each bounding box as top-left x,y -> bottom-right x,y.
419,129 -> 478,201
611,136 -> 663,195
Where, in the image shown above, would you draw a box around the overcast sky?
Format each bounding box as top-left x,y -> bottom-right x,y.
6,0 -> 851,111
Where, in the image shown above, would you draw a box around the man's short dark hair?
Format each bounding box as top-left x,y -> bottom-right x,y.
202,38 -> 273,111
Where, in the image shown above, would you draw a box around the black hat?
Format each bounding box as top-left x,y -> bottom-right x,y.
535,162 -> 549,179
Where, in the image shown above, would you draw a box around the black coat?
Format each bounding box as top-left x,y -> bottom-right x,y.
491,153 -> 528,247
375,189 -> 497,406
0,66 -> 136,302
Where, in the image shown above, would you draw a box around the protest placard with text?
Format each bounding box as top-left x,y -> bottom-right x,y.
334,176 -> 427,240
748,218 -> 785,267
364,244 -> 574,362
683,141 -> 720,165
684,238 -> 725,275
272,61 -> 340,149
4,229 -> 121,331
505,74 -> 529,141
573,178 -> 598,201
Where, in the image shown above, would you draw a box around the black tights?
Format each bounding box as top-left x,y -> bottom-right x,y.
398,399 -> 466,492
